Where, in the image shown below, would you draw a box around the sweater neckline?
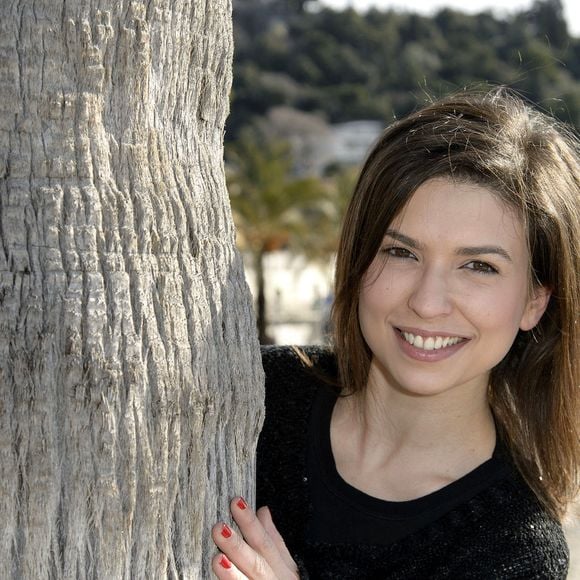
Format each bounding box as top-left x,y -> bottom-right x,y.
311,384 -> 512,520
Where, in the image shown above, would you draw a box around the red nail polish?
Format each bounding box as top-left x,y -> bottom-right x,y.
221,523 -> 232,539
219,555 -> 232,570
236,497 -> 248,510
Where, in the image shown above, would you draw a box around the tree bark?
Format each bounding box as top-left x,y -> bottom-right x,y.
0,1 -> 263,578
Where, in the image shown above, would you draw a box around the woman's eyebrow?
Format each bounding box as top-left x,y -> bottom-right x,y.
384,229 -> 423,249
384,229 -> 513,262
456,246 -> 513,262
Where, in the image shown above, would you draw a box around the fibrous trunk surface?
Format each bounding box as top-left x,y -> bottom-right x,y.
0,1 -> 263,578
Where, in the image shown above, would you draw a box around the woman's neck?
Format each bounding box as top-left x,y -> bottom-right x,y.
331,373 -> 496,501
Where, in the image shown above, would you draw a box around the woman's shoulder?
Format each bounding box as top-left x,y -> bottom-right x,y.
260,344 -> 337,402
258,344 -> 336,421
442,472 -> 569,577
260,344 -> 336,376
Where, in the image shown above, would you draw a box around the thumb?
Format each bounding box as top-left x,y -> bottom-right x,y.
257,506 -> 296,571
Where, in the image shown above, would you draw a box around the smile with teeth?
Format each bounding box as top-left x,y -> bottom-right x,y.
400,331 -> 465,351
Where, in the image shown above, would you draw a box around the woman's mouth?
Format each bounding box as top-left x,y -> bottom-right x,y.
400,331 -> 465,351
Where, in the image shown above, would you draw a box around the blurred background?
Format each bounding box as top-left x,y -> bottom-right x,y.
228,0 -> 580,344
227,0 -> 580,570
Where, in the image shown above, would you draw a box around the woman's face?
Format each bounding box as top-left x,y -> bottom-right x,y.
358,177 -> 550,400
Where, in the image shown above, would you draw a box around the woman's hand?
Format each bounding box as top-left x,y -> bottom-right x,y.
211,497 -> 299,579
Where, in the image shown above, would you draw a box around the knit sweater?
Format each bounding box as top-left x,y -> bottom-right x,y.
256,345 -> 569,579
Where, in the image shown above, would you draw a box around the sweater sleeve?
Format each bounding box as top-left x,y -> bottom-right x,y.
256,345 -> 335,574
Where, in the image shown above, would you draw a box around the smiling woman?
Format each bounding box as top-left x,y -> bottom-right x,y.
211,88 -> 580,579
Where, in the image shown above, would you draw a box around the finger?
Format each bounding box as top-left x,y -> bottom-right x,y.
211,552 -> 248,580
256,506 -> 296,570
230,497 -> 297,579
212,520 -> 275,580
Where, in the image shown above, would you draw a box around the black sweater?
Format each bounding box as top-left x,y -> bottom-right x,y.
256,345 -> 569,579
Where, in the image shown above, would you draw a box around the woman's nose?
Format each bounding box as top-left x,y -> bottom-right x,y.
407,266 -> 454,319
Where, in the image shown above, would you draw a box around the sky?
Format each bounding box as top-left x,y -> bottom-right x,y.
319,0 -> 580,36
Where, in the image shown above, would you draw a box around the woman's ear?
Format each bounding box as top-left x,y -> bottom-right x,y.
519,285 -> 551,331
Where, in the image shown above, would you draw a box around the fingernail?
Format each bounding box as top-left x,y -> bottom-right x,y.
236,497 -> 248,510
221,523 -> 232,539
219,555 -> 232,570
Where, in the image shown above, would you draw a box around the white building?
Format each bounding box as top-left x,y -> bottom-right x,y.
263,107 -> 383,177
329,120 -> 383,167
242,250 -> 335,345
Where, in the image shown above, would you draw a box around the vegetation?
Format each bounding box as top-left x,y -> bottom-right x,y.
230,0 -> 580,139
227,128 -> 335,342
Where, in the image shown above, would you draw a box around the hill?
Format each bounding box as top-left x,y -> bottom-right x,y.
229,0 -> 580,139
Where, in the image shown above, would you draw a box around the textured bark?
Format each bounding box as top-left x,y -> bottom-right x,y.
0,1 -> 263,578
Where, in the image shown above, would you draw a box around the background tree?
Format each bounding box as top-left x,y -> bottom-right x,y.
528,0 -> 569,49
0,1 -> 262,578
227,128 -> 332,343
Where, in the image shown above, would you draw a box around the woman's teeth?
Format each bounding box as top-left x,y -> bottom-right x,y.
401,332 -> 463,350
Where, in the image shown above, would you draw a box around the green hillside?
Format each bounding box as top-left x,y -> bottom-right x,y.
229,0 -> 580,138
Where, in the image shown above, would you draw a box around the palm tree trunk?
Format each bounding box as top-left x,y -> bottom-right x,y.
0,1 -> 263,578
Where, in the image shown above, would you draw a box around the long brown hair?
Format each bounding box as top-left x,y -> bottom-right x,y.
331,87 -> 580,520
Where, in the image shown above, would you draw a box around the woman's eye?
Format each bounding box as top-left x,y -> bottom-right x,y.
382,246 -> 416,259
463,260 -> 498,274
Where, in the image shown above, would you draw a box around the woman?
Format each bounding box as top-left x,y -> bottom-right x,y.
211,88 -> 580,578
